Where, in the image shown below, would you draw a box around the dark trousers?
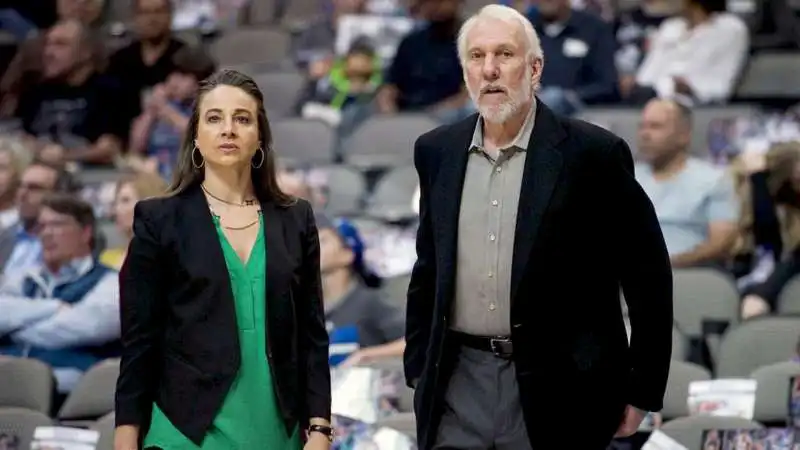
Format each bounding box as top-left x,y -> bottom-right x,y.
433,346 -> 531,450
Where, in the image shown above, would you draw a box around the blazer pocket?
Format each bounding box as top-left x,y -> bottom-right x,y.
164,352 -> 213,383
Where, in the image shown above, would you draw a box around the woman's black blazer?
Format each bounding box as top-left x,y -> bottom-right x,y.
114,184 -> 331,446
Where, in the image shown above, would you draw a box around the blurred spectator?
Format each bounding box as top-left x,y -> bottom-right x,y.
636,98 -> 739,268
532,0 -> 619,115
293,0 -> 367,72
318,215 -> 405,367
298,42 -> 382,125
738,143 -> 800,318
0,7 -> 37,41
0,159 -> 77,276
277,168 -> 314,200
0,141 -> 29,230
127,46 -> 215,179
0,0 -> 107,117
614,0 -> 677,95
0,194 -> 119,392
376,0 -> 471,123
13,19 -> 129,165
731,144 -> 800,279
99,173 -> 167,270
106,0 -> 185,121
630,0 -> 749,105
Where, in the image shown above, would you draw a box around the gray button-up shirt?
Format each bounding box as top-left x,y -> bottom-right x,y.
451,102 -> 536,336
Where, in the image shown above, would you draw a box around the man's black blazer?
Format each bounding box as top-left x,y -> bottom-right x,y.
114,183 -> 331,446
405,102 -> 673,450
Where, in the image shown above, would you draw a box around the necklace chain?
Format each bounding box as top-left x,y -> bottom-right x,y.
201,184 -> 257,207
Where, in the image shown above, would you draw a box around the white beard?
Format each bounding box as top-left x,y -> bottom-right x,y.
469,66 -> 533,124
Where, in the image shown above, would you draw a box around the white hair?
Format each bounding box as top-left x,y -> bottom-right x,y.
456,4 -> 543,66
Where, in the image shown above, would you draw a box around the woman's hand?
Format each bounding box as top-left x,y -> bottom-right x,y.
113,425 -> 139,450
304,432 -> 331,450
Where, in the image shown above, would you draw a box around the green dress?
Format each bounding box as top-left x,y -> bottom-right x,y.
143,215 -> 301,449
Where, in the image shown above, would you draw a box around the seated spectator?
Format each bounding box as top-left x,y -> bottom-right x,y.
630,0 -> 748,105
0,194 -> 119,392
298,42 -> 383,126
636,98 -> 739,267
106,0 -> 185,121
99,173 -> 168,270
376,0 -> 471,123
614,0 -> 676,97
0,0 -> 106,117
14,19 -> 130,165
0,140 -> 29,230
532,0 -> 619,115
127,46 -> 215,179
318,215 -> 405,367
292,0 -> 367,71
738,145 -> 800,318
731,144 -> 800,283
0,159 -> 77,276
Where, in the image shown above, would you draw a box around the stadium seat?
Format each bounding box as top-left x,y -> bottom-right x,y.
271,118 -> 337,166
345,114 -> 440,169
0,407 -> 53,450
736,52 -> 800,99
749,361 -> 800,425
253,70 -> 307,118
672,268 -> 740,361
320,165 -> 367,216
0,357 -> 54,414
776,275 -> 800,315
662,360 -> 712,420
660,415 -> 762,450
365,165 -> 419,222
716,316 -> 800,377
376,412 -> 416,439
209,27 -> 291,66
91,412 -> 115,450
58,359 -> 120,425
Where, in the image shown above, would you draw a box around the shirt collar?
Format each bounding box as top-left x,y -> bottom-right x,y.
470,98 -> 537,155
40,255 -> 95,284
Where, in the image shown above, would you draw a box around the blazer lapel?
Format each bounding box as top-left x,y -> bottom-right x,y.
260,201 -> 291,306
182,185 -> 238,325
435,114 -> 478,306
510,102 -> 566,303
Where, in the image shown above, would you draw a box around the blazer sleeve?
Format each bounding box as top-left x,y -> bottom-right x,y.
297,201 -> 332,422
404,136 -> 437,388
115,201 -> 167,429
609,139 -> 673,413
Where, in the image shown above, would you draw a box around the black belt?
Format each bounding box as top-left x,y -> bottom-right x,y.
450,331 -> 513,358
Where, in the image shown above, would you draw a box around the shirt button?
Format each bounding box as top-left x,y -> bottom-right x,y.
488,303 -> 496,311
488,272 -> 494,278
491,200 -> 499,206
489,233 -> 496,241
495,167 -> 502,173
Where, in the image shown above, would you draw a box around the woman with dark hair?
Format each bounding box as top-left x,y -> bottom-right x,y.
114,69 -> 332,450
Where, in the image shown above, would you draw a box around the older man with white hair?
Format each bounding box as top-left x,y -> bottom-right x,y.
404,4 -> 674,450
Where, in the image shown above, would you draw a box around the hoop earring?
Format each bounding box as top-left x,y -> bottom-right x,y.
251,146 -> 265,169
191,146 -> 204,169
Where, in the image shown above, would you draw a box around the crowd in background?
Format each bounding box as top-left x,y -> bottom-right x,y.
0,0 -> 799,445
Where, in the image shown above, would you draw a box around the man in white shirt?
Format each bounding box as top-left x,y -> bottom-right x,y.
631,0 -> 748,104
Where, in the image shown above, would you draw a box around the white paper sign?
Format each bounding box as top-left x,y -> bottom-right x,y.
642,430 -> 689,450
32,427 -> 99,450
687,379 -> 758,419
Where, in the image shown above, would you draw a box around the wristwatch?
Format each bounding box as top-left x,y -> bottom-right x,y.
308,424 -> 335,442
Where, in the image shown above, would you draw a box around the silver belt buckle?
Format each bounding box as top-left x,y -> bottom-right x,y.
489,337 -> 512,358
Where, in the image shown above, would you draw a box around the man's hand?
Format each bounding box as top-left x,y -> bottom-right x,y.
614,405 -> 648,438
